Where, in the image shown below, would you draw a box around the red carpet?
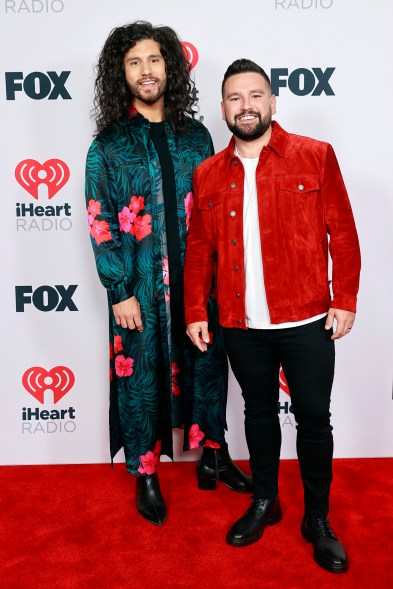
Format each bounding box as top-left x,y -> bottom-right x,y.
1,459 -> 392,589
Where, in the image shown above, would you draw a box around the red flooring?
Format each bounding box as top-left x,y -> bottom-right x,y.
1,458 -> 392,589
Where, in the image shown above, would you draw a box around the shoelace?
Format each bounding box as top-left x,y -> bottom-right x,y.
308,517 -> 336,539
250,498 -> 271,514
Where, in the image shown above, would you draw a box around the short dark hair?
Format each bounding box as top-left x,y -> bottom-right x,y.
221,59 -> 271,97
93,21 -> 197,134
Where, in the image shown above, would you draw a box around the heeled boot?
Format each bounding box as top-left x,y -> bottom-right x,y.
197,444 -> 253,493
136,473 -> 168,526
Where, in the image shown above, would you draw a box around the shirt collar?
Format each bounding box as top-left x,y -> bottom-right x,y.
225,120 -> 289,166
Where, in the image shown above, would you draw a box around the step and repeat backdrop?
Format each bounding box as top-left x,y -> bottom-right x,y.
1,0 -> 392,466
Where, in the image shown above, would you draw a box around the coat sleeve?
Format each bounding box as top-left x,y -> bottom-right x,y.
85,138 -> 134,304
184,167 -> 215,324
323,144 -> 361,312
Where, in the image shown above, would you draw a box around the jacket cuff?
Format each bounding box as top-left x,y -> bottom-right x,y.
108,281 -> 134,305
330,293 -> 357,313
185,307 -> 208,325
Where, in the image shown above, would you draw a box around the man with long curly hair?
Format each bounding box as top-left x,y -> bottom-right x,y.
85,21 -> 251,526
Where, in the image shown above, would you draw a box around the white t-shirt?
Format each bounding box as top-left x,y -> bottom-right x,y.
237,148 -> 327,329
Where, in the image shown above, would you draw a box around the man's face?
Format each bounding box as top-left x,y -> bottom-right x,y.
123,39 -> 167,106
221,72 -> 276,141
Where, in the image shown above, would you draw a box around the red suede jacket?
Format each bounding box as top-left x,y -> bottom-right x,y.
184,121 -> 361,329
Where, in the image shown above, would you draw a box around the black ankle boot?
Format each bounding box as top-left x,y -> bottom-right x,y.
136,473 -> 168,526
302,515 -> 348,573
197,444 -> 253,493
227,497 -> 282,547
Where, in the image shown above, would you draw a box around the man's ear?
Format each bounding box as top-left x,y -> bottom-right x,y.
221,101 -> 225,121
271,94 -> 277,116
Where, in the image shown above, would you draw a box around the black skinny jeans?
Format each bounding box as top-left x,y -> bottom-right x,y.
223,317 -> 335,517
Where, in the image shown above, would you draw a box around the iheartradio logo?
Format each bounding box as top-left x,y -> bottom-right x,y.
22,366 -> 75,404
15,159 -> 70,199
279,365 -> 290,396
182,41 -> 199,70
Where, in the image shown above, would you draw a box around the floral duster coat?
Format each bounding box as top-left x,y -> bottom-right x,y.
85,114 -> 228,475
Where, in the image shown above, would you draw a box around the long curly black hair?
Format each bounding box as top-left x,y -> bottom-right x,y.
92,21 -> 198,135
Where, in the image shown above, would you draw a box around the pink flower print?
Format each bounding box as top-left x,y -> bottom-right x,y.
165,290 -> 170,303
172,362 -> 180,396
184,192 -> 193,231
138,440 -> 161,474
189,423 -> 205,449
129,196 -> 145,215
131,214 -> 152,242
204,440 -> 221,449
138,451 -> 156,475
118,206 -> 136,233
88,213 -> 94,227
114,335 -> 124,354
162,257 -> 169,286
87,199 -> 101,218
115,354 -> 134,377
90,220 -> 112,245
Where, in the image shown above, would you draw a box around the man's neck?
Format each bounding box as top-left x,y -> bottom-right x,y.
133,97 -> 165,122
234,125 -> 273,159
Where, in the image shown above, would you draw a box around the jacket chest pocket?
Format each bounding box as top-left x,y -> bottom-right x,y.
279,176 -> 321,226
198,194 -> 224,246
198,193 -> 223,211
279,176 -> 320,196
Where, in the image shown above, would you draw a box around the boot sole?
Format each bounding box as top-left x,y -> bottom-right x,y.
226,510 -> 282,547
198,476 -> 252,494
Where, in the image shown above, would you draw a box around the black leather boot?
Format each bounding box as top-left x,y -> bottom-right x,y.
197,445 -> 253,493
302,515 -> 348,573
136,473 -> 168,526
227,497 -> 282,547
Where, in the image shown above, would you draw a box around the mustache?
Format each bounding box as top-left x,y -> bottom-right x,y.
235,109 -> 261,122
138,77 -> 159,84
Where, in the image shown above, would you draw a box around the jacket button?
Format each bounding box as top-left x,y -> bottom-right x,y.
231,239 -> 237,245
231,158 -> 238,165
298,184 -> 304,191
234,265 -> 239,271
236,292 -> 240,298
207,200 -> 212,207
237,320 -> 243,325
231,183 -> 237,189
230,211 -> 236,217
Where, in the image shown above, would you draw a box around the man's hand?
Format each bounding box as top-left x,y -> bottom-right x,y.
112,296 -> 143,331
186,321 -> 210,352
325,308 -> 355,340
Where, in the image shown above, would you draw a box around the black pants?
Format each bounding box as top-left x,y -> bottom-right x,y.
223,317 -> 335,517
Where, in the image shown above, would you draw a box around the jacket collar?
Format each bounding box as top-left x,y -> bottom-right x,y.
225,120 -> 289,165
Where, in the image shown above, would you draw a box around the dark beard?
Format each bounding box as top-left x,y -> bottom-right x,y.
129,79 -> 166,105
226,111 -> 271,141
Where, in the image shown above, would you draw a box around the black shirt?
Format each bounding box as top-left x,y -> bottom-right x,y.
149,122 -> 185,340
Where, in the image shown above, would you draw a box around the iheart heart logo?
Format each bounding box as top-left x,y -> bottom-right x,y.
181,41 -> 199,70
22,366 -> 75,404
279,365 -> 290,396
15,159 -> 70,199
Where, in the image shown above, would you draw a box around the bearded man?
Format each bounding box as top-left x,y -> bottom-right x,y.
85,23 -> 251,526
185,59 -> 360,572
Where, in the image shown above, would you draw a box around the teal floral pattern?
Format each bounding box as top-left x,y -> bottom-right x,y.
85,114 -> 228,474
